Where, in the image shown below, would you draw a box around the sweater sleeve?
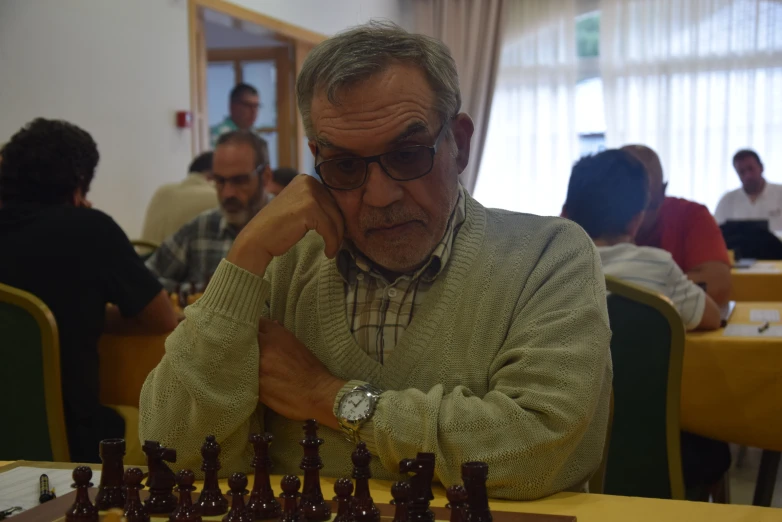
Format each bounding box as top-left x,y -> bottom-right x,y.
354,223 -> 612,500
138,260 -> 269,476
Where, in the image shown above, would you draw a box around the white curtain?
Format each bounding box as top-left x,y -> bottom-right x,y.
473,0 -> 578,216
601,0 -> 782,212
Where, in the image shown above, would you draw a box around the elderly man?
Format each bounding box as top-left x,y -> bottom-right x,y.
145,131 -> 270,291
139,22 -> 611,500
622,145 -> 732,305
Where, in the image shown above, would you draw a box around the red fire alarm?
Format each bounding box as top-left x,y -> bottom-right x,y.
176,111 -> 192,128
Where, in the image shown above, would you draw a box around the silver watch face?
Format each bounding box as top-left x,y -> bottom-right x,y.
340,389 -> 373,421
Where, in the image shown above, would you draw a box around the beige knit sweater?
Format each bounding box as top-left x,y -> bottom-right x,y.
139,194 -> 612,500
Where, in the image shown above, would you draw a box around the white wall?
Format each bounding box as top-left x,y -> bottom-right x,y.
0,0 -> 193,238
0,0 -> 412,237
225,0 -> 414,35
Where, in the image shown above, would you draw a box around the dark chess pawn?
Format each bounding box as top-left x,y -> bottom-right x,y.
143,440 -> 178,514
123,467 -> 151,522
298,420 -> 331,521
332,478 -> 354,522
170,469 -> 202,522
279,475 -> 303,522
223,473 -> 252,522
348,442 -> 380,522
197,435 -> 229,516
248,433 -> 281,520
65,466 -> 98,522
399,454 -> 436,522
95,439 -> 126,510
461,462 -> 492,522
391,481 -> 411,522
446,486 -> 467,522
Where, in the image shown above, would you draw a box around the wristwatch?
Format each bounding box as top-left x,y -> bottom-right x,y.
337,383 -> 384,443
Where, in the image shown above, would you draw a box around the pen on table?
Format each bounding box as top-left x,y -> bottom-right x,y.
758,321 -> 771,334
39,473 -> 56,504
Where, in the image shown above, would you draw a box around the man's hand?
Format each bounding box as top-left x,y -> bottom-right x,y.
257,318 -> 345,430
227,175 -> 345,277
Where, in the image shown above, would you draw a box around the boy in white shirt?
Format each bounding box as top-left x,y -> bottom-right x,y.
563,149 -> 721,331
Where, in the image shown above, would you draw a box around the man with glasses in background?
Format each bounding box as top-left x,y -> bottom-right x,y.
140,22 -> 611,500
210,83 -> 262,147
145,131 -> 269,292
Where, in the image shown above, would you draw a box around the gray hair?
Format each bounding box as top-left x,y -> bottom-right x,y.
296,21 -> 461,139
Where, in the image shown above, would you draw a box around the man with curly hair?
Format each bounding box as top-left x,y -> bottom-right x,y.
0,118 -> 178,463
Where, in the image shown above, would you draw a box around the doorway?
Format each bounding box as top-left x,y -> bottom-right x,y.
188,0 -> 324,174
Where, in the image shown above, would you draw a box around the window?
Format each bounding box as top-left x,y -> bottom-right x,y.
576,11 -> 605,156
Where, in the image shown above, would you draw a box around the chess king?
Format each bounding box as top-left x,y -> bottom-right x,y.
139,21 -> 612,500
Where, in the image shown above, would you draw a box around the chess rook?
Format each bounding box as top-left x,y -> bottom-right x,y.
349,442 -> 380,522
95,438 -> 127,510
399,454 -> 436,522
223,472 -> 252,522
298,419 -> 331,521
169,469 -> 202,522
123,467 -> 151,522
65,466 -> 98,522
196,435 -> 229,516
332,477 -> 354,522
462,462 -> 492,522
248,433 -> 281,520
279,475 -> 303,522
143,440 -> 178,514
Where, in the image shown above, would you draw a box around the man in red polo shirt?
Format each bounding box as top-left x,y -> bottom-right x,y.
622,145 -> 732,306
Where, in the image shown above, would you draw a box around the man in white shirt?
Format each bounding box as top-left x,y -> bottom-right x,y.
140,152 -> 217,244
715,149 -> 782,229
562,149 -> 721,331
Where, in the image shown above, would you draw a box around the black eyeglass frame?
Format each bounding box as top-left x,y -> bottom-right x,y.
314,123 -> 450,191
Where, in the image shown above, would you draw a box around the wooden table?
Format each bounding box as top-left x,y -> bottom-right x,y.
731,261 -> 782,301
684,302 -> 782,506
1,461 -> 781,521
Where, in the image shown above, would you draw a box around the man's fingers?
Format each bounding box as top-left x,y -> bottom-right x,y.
258,317 -> 274,334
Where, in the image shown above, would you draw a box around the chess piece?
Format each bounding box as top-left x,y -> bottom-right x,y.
332,478 -> 354,522
299,420 -> 331,521
391,481 -> 411,522
248,433 -> 281,520
348,442 -> 380,522
65,466 -> 98,522
279,475 -> 303,522
143,440 -> 178,514
223,473 -> 252,522
399,453 -> 435,522
196,435 -> 229,516
123,467 -> 151,522
170,469 -> 202,522
445,486 -> 467,522
461,462 -> 492,522
95,438 -> 126,510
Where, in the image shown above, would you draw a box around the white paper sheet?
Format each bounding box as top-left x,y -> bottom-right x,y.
736,262 -> 782,274
749,309 -> 781,323
723,324 -> 782,337
0,466 -> 101,516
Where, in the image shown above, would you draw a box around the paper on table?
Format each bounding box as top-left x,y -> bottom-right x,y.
736,262 -> 782,274
723,324 -> 782,337
0,466 -> 101,516
750,309 -> 781,323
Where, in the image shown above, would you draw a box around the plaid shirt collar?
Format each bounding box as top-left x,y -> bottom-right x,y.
337,185 -> 467,285
217,213 -> 238,240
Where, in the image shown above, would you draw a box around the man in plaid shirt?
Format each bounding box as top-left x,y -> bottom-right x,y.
146,131 -> 270,292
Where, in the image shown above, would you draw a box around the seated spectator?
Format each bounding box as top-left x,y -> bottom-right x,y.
145,131 -> 270,292
140,152 -> 217,244
264,166 -> 298,196
0,118 -> 178,463
715,149 -> 782,230
563,149 -> 721,331
622,145 -> 732,306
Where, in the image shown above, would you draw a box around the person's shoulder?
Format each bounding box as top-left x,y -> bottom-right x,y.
717,187 -> 742,202
176,207 -> 222,233
663,196 -> 714,219
480,200 -> 591,248
599,243 -> 673,265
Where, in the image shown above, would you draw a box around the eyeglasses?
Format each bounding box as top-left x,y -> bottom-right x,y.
211,164 -> 264,188
314,124 -> 449,191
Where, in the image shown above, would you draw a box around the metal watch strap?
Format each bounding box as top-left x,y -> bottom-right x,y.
338,383 -> 384,443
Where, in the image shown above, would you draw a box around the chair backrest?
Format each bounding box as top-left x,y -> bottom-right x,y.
0,282 -> 70,462
603,276 -> 685,500
131,239 -> 159,262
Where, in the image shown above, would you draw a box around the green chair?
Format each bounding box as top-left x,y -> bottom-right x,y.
603,276 -> 686,500
0,282 -> 70,462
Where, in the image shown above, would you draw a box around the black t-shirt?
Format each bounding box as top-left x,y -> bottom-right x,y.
0,203 -> 162,462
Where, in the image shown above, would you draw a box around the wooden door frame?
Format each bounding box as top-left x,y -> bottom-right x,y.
187,0 -> 326,169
